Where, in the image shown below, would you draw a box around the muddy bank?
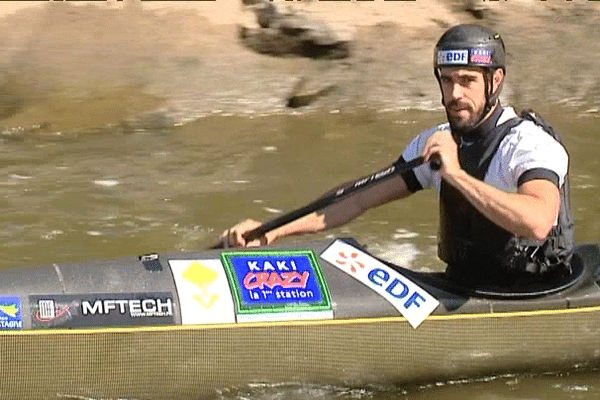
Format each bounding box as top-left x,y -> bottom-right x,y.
0,0 -> 598,135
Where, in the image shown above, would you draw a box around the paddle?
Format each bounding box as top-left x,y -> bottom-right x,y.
213,156 -> 440,249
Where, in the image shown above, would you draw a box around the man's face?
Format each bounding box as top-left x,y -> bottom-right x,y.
439,67 -> 487,132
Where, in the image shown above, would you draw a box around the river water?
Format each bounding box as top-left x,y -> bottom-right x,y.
1,104 -> 599,399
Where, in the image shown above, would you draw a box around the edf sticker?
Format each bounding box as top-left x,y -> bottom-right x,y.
0,296 -> 23,330
221,250 -> 333,322
321,240 -> 439,328
437,49 -> 468,65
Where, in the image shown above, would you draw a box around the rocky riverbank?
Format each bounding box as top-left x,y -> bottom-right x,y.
0,0 -> 598,135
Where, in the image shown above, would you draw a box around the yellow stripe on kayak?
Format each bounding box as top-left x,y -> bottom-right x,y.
2,304 -> 600,336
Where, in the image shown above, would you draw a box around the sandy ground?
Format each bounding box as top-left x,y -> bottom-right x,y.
0,0 -> 599,133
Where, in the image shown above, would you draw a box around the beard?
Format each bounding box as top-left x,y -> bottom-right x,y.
445,99 -> 485,134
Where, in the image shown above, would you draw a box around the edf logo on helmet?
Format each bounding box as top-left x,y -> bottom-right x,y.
437,49 -> 469,65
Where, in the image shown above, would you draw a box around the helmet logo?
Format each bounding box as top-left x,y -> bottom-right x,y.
470,49 -> 492,65
437,49 -> 493,67
437,50 -> 468,65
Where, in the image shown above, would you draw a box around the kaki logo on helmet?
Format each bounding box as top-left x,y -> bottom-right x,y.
470,49 -> 492,65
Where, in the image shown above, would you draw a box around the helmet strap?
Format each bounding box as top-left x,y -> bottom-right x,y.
469,70 -> 501,132
482,70 -> 493,117
485,68 -> 504,113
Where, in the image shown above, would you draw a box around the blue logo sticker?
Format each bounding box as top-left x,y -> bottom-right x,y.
437,49 -> 468,65
0,296 -> 23,330
221,250 -> 332,320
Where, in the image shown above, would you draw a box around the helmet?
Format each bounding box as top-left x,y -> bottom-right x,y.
433,24 -> 506,124
434,24 -> 505,71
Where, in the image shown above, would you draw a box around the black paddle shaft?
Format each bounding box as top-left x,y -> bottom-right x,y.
219,155 -> 438,247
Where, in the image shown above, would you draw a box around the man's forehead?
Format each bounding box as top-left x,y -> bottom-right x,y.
439,66 -> 485,78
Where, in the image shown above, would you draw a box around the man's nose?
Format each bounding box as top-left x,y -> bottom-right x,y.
450,82 -> 464,101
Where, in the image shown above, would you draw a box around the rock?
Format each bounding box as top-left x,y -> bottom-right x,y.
455,0 -> 490,20
239,1 -> 352,59
241,0 -> 264,6
238,26 -> 302,57
255,2 -> 278,28
286,76 -> 337,108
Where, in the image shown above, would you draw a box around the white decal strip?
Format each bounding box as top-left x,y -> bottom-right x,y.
437,49 -> 469,65
320,240 -> 439,328
169,260 -> 236,325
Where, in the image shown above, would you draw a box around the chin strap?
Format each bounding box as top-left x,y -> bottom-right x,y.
483,69 -> 503,117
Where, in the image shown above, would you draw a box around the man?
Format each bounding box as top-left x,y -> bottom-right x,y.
220,24 -> 574,289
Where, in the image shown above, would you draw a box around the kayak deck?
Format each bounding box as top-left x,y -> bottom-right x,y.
0,238 -> 599,399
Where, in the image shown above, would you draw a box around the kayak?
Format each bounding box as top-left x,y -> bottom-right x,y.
1,237 -> 599,399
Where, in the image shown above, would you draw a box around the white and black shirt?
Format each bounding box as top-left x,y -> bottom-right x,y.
399,106 -> 569,198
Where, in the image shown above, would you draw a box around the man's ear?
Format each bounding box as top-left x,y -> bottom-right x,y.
493,68 -> 505,93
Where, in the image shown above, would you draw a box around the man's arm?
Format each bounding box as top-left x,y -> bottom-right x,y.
423,130 -> 561,241
220,168 -> 413,247
444,173 -> 560,241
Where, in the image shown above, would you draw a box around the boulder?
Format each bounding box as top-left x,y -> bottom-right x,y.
239,1 -> 352,59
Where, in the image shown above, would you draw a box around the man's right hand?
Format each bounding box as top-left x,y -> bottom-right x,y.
218,219 -> 271,248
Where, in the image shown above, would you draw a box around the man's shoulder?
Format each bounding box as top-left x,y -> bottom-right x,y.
493,107 -> 569,188
404,122 -> 450,153
418,122 -> 451,138
497,106 -> 519,125
501,107 -> 562,146
498,111 -> 568,167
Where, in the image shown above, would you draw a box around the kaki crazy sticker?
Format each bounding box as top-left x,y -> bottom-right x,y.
221,249 -> 333,323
